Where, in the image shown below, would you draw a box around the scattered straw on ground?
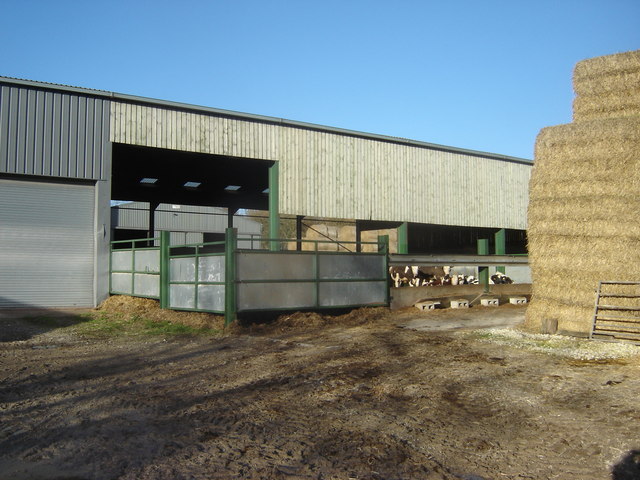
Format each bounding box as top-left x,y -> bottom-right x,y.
469,327 -> 640,361
96,295 -> 226,331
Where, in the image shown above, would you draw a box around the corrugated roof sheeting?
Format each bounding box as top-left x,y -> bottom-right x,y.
0,83 -> 110,180
111,101 -> 531,230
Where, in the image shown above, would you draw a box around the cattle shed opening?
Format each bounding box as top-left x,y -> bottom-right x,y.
111,144 -> 272,211
524,49 -> 640,338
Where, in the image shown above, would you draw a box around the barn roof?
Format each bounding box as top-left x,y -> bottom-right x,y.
0,76 -> 531,165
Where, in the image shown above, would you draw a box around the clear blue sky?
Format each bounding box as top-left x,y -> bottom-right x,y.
1,0 -> 638,160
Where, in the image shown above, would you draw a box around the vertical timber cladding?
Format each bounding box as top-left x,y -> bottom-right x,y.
110,102 -> 531,230
0,178 -> 95,307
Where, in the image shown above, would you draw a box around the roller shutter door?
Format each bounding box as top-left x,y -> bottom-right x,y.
0,178 -> 95,308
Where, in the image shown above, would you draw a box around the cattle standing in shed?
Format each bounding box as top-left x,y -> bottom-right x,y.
490,272 -> 513,284
390,266 -> 463,287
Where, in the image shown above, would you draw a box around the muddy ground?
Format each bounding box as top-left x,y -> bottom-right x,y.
1,300 -> 640,480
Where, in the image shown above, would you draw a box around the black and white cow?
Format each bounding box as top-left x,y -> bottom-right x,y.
490,272 -> 513,284
389,266 -> 453,287
389,266 -> 488,287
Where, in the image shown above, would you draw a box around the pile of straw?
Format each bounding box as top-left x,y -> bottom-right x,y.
286,224 -> 398,252
525,50 -> 640,335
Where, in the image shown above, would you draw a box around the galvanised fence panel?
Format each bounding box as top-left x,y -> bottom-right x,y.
110,239 -> 160,299
235,238 -> 389,312
109,230 -> 390,325
168,241 -> 226,313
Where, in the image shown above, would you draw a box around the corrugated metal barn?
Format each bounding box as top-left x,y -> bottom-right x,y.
0,76 -> 532,308
111,202 -> 262,248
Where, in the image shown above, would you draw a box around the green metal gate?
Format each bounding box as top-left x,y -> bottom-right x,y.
110,228 -> 389,326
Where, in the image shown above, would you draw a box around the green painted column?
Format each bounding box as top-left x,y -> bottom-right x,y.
377,234 -> 389,254
224,227 -> 238,326
268,162 -> 280,251
397,222 -> 409,254
495,228 -> 506,274
159,231 -> 170,309
477,238 -> 489,291
355,220 -> 362,253
378,235 -> 390,307
296,215 -> 304,251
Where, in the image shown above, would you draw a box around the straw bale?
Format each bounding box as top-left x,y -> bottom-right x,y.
359,228 -> 398,253
525,301 -> 594,336
533,117 -> 640,165
573,49 -> 640,97
527,55 -> 640,335
302,224 -> 340,251
530,118 -> 640,199
573,88 -> 640,122
527,197 -> 640,238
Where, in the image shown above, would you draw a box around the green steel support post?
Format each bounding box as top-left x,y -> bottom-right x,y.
159,231 -> 170,309
268,162 -> 280,251
495,228 -> 506,274
313,243 -> 319,307
477,238 -> 489,292
397,222 -> 409,254
296,215 -> 304,251
378,235 -> 390,307
224,227 -> 238,326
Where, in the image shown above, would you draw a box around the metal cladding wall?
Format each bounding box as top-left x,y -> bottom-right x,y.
0,82 -> 110,180
112,202 -> 262,235
110,101 -> 531,230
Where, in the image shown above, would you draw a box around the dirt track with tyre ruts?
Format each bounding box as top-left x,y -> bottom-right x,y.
1,303 -> 639,480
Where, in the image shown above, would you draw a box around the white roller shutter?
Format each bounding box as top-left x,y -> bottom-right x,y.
0,178 -> 95,308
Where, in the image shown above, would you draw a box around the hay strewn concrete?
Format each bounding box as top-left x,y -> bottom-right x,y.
525,49 -> 640,336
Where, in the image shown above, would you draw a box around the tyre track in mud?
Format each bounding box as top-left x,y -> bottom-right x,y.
1,310 -> 640,479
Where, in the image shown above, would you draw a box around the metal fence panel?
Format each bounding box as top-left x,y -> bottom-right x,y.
111,273 -> 132,294
238,282 -> 315,310
199,256 -> 225,282
319,281 -> 387,307
237,252 -> 314,281
111,251 -> 132,271
134,273 -> 160,297
135,250 -> 160,273
318,254 -> 384,279
197,285 -> 225,311
170,257 -> 196,282
170,284 -> 196,309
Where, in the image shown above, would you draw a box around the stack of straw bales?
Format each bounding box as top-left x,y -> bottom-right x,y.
287,224 -> 398,252
524,50 -> 640,336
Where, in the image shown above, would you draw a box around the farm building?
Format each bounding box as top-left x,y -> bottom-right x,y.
525,49 -> 640,339
111,202 -> 262,248
0,76 -> 532,309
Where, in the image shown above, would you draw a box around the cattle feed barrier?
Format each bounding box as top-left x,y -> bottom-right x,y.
389,254 -> 529,267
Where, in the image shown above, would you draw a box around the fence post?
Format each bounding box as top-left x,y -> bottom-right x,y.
494,228 -> 506,274
397,222 -> 409,254
477,238 -> 490,292
378,235 -> 390,307
268,162 -> 280,251
225,227 -> 238,326
159,231 -> 170,309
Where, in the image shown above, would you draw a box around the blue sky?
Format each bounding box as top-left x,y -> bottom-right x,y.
1,0 -> 638,160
